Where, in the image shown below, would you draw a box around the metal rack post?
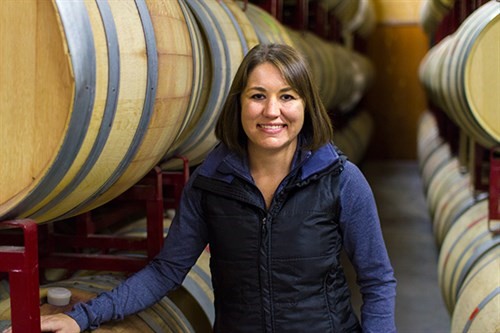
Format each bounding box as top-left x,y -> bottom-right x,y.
489,147 -> 500,233
0,219 -> 40,333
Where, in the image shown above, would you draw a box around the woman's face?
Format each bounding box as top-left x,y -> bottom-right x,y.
240,62 -> 305,155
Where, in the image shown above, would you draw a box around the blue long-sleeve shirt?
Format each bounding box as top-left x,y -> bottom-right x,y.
68,143 -> 396,332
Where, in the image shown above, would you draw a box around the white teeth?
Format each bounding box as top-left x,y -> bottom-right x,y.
260,124 -> 284,129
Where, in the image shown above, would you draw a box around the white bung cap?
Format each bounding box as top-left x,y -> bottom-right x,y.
47,287 -> 71,306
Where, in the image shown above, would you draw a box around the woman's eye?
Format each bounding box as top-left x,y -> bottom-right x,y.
251,93 -> 265,100
281,94 -> 295,101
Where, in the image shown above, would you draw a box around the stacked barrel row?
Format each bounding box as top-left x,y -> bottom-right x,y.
417,2 -> 499,331
419,1 -> 499,149
0,0 -> 376,224
417,111 -> 499,333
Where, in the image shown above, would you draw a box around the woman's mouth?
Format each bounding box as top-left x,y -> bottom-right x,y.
258,124 -> 286,129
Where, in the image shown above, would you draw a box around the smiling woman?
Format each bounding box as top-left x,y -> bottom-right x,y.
25,43 -> 396,333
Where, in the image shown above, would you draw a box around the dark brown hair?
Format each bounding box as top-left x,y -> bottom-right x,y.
215,43 -> 333,155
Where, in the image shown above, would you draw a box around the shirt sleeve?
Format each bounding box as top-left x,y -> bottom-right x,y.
338,161 -> 397,333
66,173 -> 209,330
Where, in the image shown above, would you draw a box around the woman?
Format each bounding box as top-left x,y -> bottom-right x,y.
6,43 -> 396,333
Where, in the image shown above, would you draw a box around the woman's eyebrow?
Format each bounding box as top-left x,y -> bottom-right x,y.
246,86 -> 294,93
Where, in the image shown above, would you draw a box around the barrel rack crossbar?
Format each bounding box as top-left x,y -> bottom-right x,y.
0,157 -> 190,332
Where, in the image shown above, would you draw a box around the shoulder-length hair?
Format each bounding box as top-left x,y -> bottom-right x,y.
215,43 -> 334,156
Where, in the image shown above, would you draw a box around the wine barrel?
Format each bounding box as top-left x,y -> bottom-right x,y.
419,36 -> 455,123
420,142 -> 452,192
236,1 -> 295,46
332,0 -> 376,38
331,45 -> 359,110
0,0 -> 192,222
419,1 -> 500,148
165,0 -> 208,152
451,248 -> 500,333
286,29 -> 338,110
353,0 -> 376,38
432,176 -> 478,246
416,111 -> 445,171
286,29 -> 324,99
220,0 -> 260,53
162,0 -> 248,170
450,2 -> 499,147
426,158 -> 463,217
327,0 -> 377,38
337,50 -> 375,112
0,274 -> 195,332
330,0 -> 359,28
437,199 -> 499,313
347,110 -> 374,163
419,0 -> 454,36
333,110 -> 374,165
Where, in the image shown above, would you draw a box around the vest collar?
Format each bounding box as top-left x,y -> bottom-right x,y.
197,138 -> 341,184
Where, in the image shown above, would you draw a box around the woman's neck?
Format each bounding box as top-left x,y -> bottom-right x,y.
247,143 -> 297,176
247,143 -> 297,209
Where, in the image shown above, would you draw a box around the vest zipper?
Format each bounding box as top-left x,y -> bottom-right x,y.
263,213 -> 276,332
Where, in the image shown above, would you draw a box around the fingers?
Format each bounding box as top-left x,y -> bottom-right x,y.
40,314 -> 80,333
40,315 -> 62,332
2,314 -> 80,333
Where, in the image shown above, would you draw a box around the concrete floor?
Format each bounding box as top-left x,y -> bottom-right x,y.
345,160 -> 451,333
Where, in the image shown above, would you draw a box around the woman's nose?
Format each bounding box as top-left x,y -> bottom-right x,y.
263,98 -> 280,117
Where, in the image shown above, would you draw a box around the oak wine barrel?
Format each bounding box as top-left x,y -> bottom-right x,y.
450,249 -> 500,333
437,199 -> 499,313
416,111 -> 445,171
162,0 -> 249,170
0,0 -> 192,223
0,274 -> 195,332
